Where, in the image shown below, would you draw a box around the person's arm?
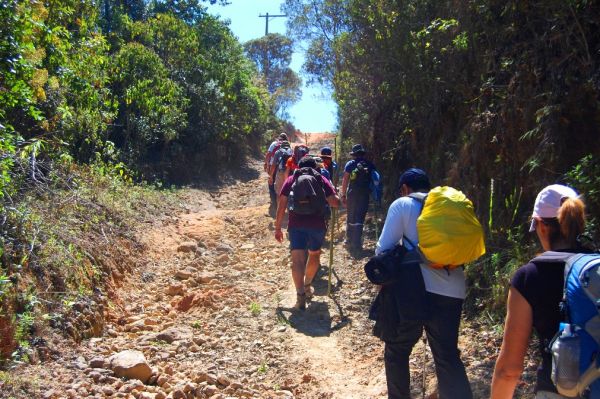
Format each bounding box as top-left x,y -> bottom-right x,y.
274,195 -> 288,243
340,172 -> 350,205
375,200 -> 403,255
323,177 -> 340,208
264,150 -> 271,172
268,163 -> 276,185
491,287 -> 533,399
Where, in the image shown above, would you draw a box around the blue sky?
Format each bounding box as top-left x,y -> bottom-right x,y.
205,0 -> 338,133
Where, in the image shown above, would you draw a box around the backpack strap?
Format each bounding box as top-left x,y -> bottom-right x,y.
532,251 -> 581,325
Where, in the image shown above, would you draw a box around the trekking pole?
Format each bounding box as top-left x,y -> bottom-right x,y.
422,332 -> 428,399
327,207 -> 336,297
374,203 -> 380,242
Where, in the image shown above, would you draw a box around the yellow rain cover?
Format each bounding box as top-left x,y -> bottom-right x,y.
417,186 -> 486,267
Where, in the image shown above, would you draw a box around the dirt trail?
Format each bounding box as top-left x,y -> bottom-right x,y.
8,155 -> 521,399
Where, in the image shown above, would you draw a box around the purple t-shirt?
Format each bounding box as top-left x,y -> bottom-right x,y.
280,172 -> 335,230
510,253 -> 572,393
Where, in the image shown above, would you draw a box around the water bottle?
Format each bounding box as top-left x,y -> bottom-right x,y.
551,323 -> 581,395
288,190 -> 295,211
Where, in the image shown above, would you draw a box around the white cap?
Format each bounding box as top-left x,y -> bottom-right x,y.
529,184 -> 578,232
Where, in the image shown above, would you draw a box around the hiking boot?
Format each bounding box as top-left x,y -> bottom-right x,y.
294,293 -> 307,310
304,284 -> 314,299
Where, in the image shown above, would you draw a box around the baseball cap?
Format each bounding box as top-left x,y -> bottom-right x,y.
529,184 -> 579,232
320,146 -> 333,157
398,168 -> 430,189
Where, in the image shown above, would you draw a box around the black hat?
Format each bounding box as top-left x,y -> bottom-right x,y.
349,144 -> 366,156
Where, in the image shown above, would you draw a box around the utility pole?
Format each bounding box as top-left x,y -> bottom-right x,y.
258,12 -> 287,36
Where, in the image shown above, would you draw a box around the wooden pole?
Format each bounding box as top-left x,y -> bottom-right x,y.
328,207 -> 336,297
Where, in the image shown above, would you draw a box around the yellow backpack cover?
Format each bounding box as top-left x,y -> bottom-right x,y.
416,186 -> 486,268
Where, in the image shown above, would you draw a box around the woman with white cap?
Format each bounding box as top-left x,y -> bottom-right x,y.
492,184 -> 588,398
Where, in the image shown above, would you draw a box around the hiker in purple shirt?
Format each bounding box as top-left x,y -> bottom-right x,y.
274,156 -> 340,310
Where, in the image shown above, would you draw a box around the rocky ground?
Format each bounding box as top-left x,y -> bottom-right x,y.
1,148 -> 540,398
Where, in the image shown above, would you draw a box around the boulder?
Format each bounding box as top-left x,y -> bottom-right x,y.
108,350 -> 152,383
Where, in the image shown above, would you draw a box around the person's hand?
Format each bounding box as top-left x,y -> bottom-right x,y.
268,176 -> 274,185
275,228 -> 284,243
263,163 -> 267,172
341,194 -> 347,206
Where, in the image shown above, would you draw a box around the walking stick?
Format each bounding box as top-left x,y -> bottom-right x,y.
422,332 -> 428,399
327,207 -> 336,297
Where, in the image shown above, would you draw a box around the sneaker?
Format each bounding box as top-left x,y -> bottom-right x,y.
304,284 -> 314,299
294,293 -> 306,310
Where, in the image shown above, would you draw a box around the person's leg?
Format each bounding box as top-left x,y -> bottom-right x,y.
353,191 -> 370,249
384,321 -> 423,399
424,293 -> 472,399
287,228 -> 309,309
290,249 -> 307,293
304,229 -> 325,296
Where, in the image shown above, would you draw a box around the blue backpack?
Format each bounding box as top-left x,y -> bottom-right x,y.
534,251 -> 600,398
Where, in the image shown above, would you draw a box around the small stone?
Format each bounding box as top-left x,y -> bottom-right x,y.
178,241 -> 197,253
172,388 -> 186,399
216,375 -> 230,387
89,356 -> 106,369
166,283 -> 185,296
108,350 -> 153,383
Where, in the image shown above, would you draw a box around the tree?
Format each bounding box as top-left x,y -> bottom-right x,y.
244,33 -> 301,117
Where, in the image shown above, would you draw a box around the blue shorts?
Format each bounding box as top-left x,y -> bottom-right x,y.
288,228 -> 326,251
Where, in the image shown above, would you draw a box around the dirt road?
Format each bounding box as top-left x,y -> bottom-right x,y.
7,158 -> 531,399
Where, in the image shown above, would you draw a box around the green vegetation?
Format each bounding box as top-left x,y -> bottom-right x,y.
248,301 -> 262,317
0,0 -> 292,363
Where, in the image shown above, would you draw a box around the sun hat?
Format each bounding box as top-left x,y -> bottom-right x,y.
529,184 -> 579,232
349,144 -> 366,156
398,168 -> 430,190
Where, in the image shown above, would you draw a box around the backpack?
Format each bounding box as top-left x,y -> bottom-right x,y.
349,160 -> 372,189
415,186 -> 486,268
274,143 -> 292,172
293,145 -> 309,164
288,167 -> 327,216
532,251 -> 600,398
370,169 -> 382,203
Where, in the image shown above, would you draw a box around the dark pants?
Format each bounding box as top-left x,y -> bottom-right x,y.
346,188 -> 369,249
384,292 -> 472,399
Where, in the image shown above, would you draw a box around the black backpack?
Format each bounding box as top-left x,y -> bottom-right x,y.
350,160 -> 372,189
288,167 -> 328,215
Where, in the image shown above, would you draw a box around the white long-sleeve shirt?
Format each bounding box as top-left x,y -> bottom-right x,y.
375,195 -> 466,299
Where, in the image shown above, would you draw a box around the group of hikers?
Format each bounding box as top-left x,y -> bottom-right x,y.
262,132 -> 599,399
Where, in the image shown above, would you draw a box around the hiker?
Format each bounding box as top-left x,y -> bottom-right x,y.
274,156 -> 340,310
314,157 -> 331,182
491,185 -> 589,399
269,140 -> 293,198
340,144 -> 377,254
320,146 -> 338,183
265,133 -> 288,213
375,168 -> 473,399
285,144 -> 310,177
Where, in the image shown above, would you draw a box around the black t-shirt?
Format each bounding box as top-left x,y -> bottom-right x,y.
510,249 -> 581,393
